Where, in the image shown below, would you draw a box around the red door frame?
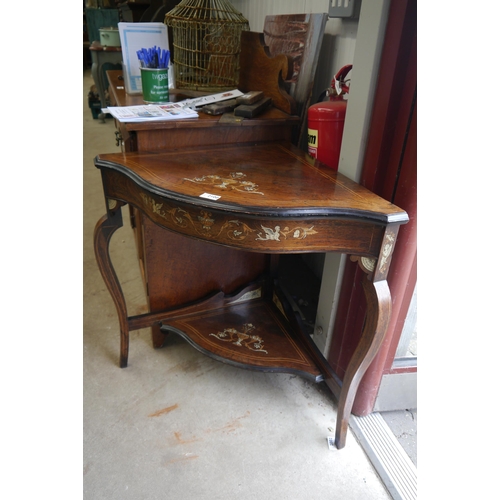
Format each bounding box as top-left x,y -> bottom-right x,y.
326,0 -> 417,416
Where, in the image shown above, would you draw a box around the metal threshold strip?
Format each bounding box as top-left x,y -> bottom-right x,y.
350,412 -> 417,500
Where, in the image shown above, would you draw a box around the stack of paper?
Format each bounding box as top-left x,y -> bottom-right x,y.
103,103 -> 198,123
103,89 -> 244,122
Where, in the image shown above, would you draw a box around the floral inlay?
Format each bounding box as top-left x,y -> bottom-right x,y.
140,193 -> 255,240
198,211 -> 215,231
256,225 -> 318,242
139,193 -> 319,244
379,232 -> 396,273
184,172 -> 264,195
219,220 -> 255,240
209,323 -> 268,354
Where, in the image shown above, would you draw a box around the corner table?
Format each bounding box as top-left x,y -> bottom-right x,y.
93,141 -> 408,449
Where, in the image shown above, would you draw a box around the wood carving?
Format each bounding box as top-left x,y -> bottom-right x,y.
238,31 -> 296,115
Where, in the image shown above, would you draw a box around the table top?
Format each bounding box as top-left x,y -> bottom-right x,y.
95,141 -> 408,226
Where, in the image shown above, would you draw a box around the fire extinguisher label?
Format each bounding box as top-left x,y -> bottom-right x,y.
307,129 -> 318,159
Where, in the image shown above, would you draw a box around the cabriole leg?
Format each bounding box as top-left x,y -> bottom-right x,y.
93,203 -> 130,368
335,276 -> 391,449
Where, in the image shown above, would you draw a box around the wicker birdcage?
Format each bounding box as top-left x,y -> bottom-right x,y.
164,0 -> 249,91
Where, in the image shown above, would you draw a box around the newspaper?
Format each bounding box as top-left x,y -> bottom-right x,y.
180,89 -> 243,109
103,89 -> 244,122
102,103 -> 198,123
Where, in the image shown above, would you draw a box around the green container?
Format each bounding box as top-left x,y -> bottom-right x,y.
140,67 -> 169,103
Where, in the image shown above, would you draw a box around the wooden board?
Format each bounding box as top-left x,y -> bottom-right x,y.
238,31 -> 296,115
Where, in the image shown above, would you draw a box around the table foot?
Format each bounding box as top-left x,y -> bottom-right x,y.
152,324 -> 167,349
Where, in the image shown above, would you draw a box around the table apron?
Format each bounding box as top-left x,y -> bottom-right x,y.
101,170 -> 386,257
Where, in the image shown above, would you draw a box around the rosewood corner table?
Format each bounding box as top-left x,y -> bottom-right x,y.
93,140 -> 408,449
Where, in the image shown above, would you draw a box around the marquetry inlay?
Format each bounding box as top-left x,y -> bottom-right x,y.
209,323 -> 268,354
107,198 -> 117,210
184,172 -> 264,195
139,193 -> 319,244
378,231 -> 396,274
256,224 -> 318,242
361,257 -> 376,273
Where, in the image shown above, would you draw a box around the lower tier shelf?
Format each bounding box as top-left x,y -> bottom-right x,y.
160,293 -> 323,383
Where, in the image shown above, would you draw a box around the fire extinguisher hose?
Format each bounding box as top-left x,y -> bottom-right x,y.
333,64 -> 353,95
314,64 -> 353,103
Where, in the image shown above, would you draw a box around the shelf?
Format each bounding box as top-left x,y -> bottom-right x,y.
160,286 -> 323,383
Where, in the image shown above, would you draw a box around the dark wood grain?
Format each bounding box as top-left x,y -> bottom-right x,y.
96,142 -> 406,225
142,220 -> 269,339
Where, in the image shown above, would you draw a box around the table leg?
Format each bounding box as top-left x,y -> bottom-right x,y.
93,206 -> 130,368
334,276 -> 391,448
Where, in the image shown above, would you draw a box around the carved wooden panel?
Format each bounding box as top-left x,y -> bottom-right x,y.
238,31 -> 296,115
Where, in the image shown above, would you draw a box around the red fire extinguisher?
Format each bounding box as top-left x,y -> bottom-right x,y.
307,64 -> 352,170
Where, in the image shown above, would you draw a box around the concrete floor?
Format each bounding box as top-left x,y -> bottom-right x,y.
83,68 -> 393,499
